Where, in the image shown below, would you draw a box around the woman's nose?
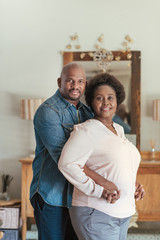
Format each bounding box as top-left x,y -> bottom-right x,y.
103,100 -> 108,105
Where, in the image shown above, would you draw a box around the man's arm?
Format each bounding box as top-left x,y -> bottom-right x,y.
83,165 -> 120,203
34,107 -> 68,164
84,166 -> 145,202
83,165 -> 118,194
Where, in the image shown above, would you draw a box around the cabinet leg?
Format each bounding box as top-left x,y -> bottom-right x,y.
22,219 -> 27,240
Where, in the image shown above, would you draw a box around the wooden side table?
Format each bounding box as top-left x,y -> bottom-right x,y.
19,157 -> 34,240
0,199 -> 21,207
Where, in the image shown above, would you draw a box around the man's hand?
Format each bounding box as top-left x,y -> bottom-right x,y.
135,182 -> 145,201
102,189 -> 120,204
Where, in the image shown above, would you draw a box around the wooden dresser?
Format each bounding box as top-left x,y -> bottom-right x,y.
19,153 -> 160,239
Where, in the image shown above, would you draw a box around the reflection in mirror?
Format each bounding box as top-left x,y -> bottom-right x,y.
113,104 -> 131,134
63,51 -> 141,150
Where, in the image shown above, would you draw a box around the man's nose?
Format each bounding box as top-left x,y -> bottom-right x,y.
71,81 -> 79,88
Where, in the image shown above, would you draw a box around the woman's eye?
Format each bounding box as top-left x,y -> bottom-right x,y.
96,96 -> 103,101
108,96 -> 113,100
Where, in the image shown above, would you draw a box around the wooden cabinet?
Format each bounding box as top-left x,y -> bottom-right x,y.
19,157 -> 34,240
136,160 -> 160,221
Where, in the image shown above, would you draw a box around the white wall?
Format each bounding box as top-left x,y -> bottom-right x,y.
1,0 -> 160,198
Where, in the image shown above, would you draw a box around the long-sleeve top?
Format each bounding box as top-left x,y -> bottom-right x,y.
58,119 -> 141,218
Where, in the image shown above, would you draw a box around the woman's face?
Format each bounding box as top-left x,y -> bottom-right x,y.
92,85 -> 117,122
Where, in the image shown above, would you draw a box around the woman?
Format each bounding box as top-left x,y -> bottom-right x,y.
58,73 -> 141,240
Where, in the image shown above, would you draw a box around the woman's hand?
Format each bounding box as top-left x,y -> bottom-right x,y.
135,182 -> 145,201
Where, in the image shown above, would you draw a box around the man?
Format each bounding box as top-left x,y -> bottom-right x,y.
30,62 -> 144,240
30,63 -> 93,240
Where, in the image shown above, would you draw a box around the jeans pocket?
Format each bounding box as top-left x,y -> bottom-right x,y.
89,208 -> 95,216
36,193 -> 45,212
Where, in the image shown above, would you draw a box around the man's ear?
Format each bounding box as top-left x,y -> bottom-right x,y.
57,78 -> 61,88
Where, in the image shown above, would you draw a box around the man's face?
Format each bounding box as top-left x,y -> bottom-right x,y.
58,66 -> 86,106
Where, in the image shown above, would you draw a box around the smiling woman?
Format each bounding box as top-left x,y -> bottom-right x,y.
85,73 -> 125,135
58,73 -> 141,240
63,51 -> 141,150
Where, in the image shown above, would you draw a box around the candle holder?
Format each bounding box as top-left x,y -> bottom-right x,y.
150,140 -> 156,160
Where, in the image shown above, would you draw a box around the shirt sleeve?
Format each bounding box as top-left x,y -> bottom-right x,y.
34,106 -> 68,164
58,125 -> 103,198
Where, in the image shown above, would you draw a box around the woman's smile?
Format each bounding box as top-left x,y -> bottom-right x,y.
101,106 -> 111,111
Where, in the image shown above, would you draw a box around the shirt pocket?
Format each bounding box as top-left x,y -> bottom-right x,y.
62,124 -> 74,139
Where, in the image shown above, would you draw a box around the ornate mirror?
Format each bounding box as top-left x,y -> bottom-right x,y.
63,51 -> 141,150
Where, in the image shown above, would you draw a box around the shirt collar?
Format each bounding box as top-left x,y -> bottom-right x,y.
55,89 -> 84,109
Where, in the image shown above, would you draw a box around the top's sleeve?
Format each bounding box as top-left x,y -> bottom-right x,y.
34,106 -> 68,164
58,125 -> 103,198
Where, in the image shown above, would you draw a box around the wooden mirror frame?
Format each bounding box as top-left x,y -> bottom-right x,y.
63,51 -> 141,150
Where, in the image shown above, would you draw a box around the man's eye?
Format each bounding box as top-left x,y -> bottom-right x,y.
67,79 -> 73,83
78,80 -> 84,84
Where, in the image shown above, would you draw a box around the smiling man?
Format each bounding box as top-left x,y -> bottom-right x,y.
30,63 -> 93,240
57,63 -> 86,105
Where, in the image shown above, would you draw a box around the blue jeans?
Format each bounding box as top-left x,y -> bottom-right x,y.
30,193 -> 78,240
69,206 -> 131,240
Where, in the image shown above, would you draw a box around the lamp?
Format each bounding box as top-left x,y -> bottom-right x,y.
150,99 -> 160,159
20,98 -> 45,120
153,99 -> 160,121
20,98 -> 45,157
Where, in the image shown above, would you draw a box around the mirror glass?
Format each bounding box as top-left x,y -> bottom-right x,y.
76,60 -> 132,136
76,60 -> 131,113
63,51 -> 141,149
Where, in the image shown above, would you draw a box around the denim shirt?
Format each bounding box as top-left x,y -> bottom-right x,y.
30,89 -> 93,208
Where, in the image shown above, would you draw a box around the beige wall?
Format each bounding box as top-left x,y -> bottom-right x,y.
0,0 -> 160,198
